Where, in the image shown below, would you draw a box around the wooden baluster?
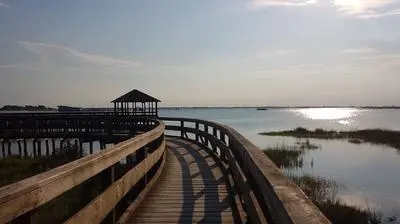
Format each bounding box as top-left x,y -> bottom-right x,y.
45,139 -> 50,156
204,125 -> 209,147
180,121 -> 184,138
1,140 -> 5,158
79,139 -> 83,154
212,128 -> 218,153
7,141 -> 11,156
32,139 -> 37,158
52,138 -> 56,155
37,140 -> 42,157
89,141 -> 93,154
195,122 -> 199,142
23,139 -> 28,157
18,140 -> 22,157
110,164 -> 116,223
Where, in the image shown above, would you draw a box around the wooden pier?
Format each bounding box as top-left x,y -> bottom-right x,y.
0,90 -> 330,223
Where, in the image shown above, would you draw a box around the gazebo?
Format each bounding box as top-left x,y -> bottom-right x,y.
111,89 -> 161,117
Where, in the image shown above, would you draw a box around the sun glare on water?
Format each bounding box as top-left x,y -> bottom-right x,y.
294,108 -> 359,123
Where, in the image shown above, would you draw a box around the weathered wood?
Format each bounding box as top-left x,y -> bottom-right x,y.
0,121 -> 164,224
65,140 -> 165,224
117,151 -> 166,224
126,138 -> 239,224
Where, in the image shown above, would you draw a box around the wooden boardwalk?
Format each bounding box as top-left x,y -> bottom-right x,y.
126,137 -> 243,223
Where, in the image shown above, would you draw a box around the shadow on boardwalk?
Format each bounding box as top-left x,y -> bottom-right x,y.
128,137 -> 241,223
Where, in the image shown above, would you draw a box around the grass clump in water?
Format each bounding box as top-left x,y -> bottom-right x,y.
264,146 -> 304,169
260,127 -> 400,150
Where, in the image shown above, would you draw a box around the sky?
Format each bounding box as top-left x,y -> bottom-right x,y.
0,0 -> 400,107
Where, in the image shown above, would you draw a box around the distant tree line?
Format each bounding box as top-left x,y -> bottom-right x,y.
0,105 -> 56,111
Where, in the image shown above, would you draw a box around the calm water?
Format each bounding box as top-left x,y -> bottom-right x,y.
160,108 -> 400,221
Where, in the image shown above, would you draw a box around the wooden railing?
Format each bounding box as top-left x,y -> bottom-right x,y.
0,119 -> 165,223
161,117 -> 330,224
0,113 -> 158,139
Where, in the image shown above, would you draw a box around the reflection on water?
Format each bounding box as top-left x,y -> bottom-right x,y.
294,108 -> 360,126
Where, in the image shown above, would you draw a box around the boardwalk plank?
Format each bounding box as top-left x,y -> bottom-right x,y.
125,138 -> 241,224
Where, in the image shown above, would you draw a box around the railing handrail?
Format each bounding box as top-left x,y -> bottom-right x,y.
0,119 -> 165,223
160,116 -> 330,224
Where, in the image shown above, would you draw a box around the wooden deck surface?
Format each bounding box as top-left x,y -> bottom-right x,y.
126,137 -> 242,223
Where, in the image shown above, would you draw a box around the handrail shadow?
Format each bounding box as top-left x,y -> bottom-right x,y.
167,138 -> 231,223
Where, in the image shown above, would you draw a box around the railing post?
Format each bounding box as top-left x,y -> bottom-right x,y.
1,140 -> 5,157
111,164 -> 116,223
79,139 -> 83,154
14,210 -> 38,224
17,140 -> 21,157
23,139 -> 28,157
212,128 -> 218,153
51,138 -> 56,155
204,125 -> 209,147
219,133 -> 228,162
37,140 -> 42,157
89,141 -> 93,154
45,139 -> 50,156
7,140 -> 11,156
195,122 -> 199,142
180,121 -> 184,138
32,139 -> 37,158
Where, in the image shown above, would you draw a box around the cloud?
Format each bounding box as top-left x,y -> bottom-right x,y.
0,1 -> 9,8
257,63 -> 325,76
334,0 -> 400,18
18,41 -> 141,68
251,0 -> 318,8
358,8 -> 400,18
275,50 -> 295,55
341,47 -> 376,54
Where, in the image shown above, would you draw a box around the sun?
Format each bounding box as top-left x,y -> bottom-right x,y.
334,0 -> 369,14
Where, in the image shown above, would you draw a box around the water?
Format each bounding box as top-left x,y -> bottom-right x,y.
160,108 -> 400,221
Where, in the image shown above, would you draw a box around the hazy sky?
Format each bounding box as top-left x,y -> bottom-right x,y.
1,0 -> 400,107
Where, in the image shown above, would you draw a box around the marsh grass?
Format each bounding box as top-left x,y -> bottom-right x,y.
0,144 -> 84,187
264,147 -> 304,169
260,127 -> 400,150
263,145 -> 383,224
296,139 -> 320,150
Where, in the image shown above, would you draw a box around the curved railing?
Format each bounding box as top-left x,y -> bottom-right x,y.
161,117 -> 330,224
0,119 -> 165,223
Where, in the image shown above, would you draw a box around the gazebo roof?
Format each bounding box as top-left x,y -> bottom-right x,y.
111,89 -> 161,103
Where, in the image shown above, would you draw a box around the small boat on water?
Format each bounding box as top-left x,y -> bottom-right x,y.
256,108 -> 268,111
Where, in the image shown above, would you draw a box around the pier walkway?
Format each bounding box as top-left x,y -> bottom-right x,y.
125,138 -> 242,223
